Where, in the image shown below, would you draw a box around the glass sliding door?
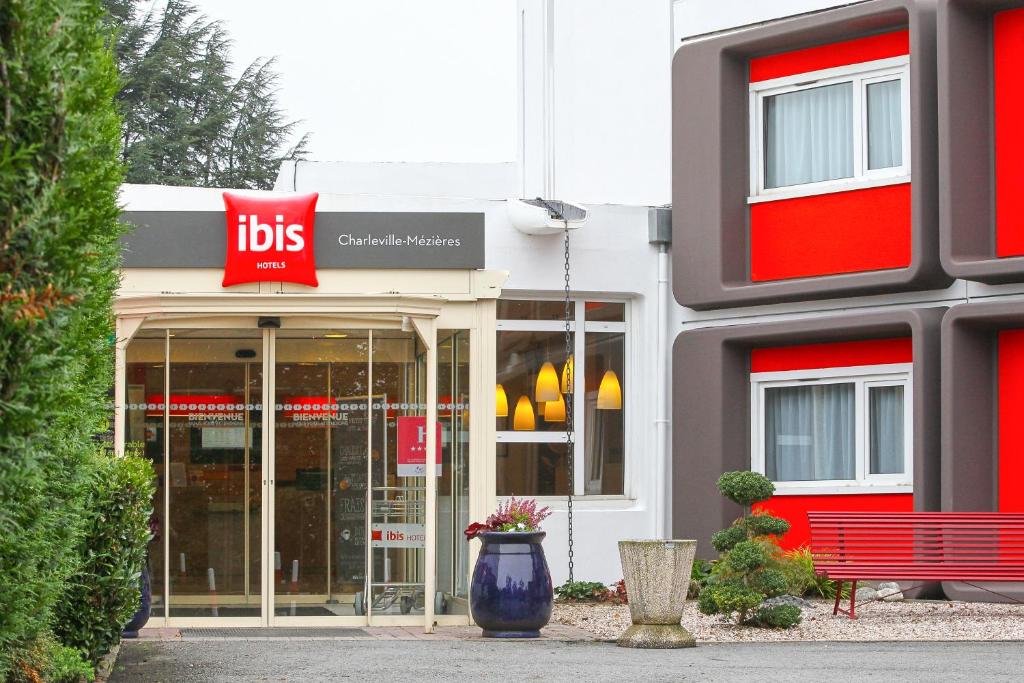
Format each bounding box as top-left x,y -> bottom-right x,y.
366,330 -> 428,617
273,330 -> 369,619
165,330 -> 264,618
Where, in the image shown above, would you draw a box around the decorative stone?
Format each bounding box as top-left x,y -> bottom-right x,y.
855,586 -> 878,603
877,582 -> 905,602
762,595 -> 815,611
617,539 -> 697,649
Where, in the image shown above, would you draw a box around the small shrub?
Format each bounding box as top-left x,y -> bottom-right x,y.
7,631 -> 94,683
717,471 -> 775,508
610,579 -> 628,605
752,604 -> 802,629
724,540 -> 768,573
555,580 -> 611,602
776,547 -> 850,600
689,559 -> 713,598
53,453 -> 155,665
750,568 -> 788,598
744,513 -> 791,538
711,525 -> 747,553
698,582 -> 764,622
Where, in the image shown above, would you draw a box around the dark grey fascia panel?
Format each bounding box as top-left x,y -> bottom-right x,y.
938,0 -> 1024,283
120,211 -> 486,269
672,307 -> 944,555
672,0 -> 950,310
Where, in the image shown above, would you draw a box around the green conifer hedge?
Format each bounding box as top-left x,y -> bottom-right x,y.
1,0 -> 139,678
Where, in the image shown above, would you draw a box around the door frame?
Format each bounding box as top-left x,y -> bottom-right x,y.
115,302 -> 470,631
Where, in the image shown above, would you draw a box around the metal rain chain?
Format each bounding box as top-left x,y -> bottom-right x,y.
535,197 -> 575,582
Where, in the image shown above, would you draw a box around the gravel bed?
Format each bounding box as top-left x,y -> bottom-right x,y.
552,600 -> 1024,642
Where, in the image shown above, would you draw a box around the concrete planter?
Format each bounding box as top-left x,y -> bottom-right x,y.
617,539 -> 697,648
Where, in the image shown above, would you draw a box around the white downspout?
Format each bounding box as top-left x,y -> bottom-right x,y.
654,243 -> 670,539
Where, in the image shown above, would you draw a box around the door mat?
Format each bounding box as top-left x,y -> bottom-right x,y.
180,627 -> 371,639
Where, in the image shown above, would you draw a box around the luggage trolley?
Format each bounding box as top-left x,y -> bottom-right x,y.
353,487 -> 447,616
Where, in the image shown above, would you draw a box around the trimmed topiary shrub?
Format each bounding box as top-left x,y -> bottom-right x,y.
53,452 -> 154,665
697,471 -> 802,628
752,604 -> 802,629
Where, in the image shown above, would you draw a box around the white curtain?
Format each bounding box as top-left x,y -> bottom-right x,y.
866,79 -> 903,170
764,82 -> 853,189
764,383 -> 855,481
869,385 -> 904,474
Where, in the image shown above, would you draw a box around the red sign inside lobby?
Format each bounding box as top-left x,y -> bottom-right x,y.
222,191 -> 320,287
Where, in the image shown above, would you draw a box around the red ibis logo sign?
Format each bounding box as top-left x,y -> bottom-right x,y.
221,191 -> 319,287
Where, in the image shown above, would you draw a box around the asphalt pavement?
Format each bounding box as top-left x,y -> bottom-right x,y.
110,638 -> 1024,682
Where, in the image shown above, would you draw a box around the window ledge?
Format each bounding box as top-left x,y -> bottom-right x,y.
500,495 -> 638,511
748,174 -> 910,204
769,483 -> 913,496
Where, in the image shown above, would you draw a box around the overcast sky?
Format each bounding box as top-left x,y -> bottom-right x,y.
142,1 -> 518,162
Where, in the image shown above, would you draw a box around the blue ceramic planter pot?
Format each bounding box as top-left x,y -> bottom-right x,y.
470,531 -> 553,638
122,562 -> 151,638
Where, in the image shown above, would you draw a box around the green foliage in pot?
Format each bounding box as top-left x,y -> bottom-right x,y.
53,452 -> 155,665
0,0 -> 126,677
696,472 -> 802,628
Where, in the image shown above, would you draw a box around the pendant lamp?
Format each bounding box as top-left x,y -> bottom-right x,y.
535,361 -> 560,402
596,370 -> 622,410
513,396 -> 536,430
495,384 -> 509,417
561,355 -> 574,394
544,393 -> 566,422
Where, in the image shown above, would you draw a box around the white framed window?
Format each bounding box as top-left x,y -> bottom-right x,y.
750,364 -> 912,494
749,57 -> 911,203
495,299 -> 627,498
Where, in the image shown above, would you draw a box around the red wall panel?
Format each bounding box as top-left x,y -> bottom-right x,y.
750,183 -> 912,281
750,338 -> 912,373
749,30 -> 909,82
999,330 -> 1024,511
995,10 -> 1024,257
754,493 -> 914,550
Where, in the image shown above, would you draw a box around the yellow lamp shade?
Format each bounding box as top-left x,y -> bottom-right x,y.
544,393 -> 566,422
535,362 -> 560,402
495,384 -> 509,417
561,355 -> 574,394
596,370 -> 622,410
513,396 -> 536,431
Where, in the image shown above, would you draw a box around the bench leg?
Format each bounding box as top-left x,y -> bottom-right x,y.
848,580 -> 858,620
833,580 -> 843,616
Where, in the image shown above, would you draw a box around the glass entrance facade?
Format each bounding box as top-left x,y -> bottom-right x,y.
124,323 -> 472,625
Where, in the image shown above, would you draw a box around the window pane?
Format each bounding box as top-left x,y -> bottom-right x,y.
584,332 -> 625,495
867,79 -> 903,170
496,442 -> 569,496
869,385 -> 905,474
496,300 -> 568,321
496,331 -> 573,432
764,82 -> 853,189
585,302 -> 625,322
764,383 -> 855,481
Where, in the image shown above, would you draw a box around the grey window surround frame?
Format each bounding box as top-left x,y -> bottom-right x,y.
672,0 -> 950,311
941,299 -> 1024,601
937,0 -> 1024,283
671,307 -> 944,555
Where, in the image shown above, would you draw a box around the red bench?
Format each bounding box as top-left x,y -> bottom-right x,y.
807,511 -> 1024,618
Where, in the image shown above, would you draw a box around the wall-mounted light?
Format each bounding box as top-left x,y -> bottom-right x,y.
513,396 -> 535,430
535,361 -> 560,402
496,384 -> 509,417
544,393 -> 566,422
597,370 -> 622,410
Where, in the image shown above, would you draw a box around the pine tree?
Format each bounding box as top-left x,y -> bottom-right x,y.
105,0 -> 307,189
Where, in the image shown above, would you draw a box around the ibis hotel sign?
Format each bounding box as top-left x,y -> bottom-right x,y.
119,194 -> 486,284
